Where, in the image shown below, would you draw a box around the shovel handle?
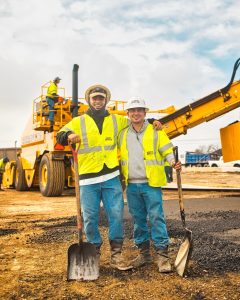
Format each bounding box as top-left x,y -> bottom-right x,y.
69,141 -> 83,243
173,146 -> 186,228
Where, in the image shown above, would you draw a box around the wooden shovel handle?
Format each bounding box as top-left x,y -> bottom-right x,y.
69,141 -> 83,243
173,146 -> 186,228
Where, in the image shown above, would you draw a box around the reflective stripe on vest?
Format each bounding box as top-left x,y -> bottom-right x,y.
63,126 -> 72,132
159,142 -> 173,153
145,159 -> 164,166
104,114 -> 118,150
148,129 -> 164,166
77,114 -> 118,154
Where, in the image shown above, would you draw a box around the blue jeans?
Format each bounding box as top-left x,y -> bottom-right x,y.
46,97 -> 55,122
126,183 -> 169,249
80,176 -> 124,247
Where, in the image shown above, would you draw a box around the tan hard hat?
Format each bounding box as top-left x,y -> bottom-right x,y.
85,84 -> 111,103
126,98 -> 149,110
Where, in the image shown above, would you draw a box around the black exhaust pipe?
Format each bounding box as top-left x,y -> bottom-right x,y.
72,64 -> 79,118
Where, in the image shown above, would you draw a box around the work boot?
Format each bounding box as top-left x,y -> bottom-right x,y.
110,241 -> 133,271
155,247 -> 172,273
131,240 -> 152,268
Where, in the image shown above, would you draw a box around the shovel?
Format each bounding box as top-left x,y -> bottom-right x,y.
67,142 -> 99,281
173,146 -> 193,277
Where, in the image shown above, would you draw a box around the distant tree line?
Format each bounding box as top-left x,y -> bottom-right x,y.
194,144 -> 220,154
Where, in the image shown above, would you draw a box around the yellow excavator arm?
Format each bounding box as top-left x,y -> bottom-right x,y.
160,58 -> 240,140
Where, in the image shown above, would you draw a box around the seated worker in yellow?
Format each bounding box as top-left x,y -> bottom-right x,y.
0,156 -> 9,190
56,85 -> 162,271
46,76 -> 61,132
118,98 -> 181,273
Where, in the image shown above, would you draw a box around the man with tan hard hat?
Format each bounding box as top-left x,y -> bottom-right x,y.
46,76 -> 61,132
118,97 -> 181,273
57,84 -> 130,271
57,85 -> 162,271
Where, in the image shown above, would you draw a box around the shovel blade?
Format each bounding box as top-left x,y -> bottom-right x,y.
174,229 -> 193,277
67,242 -> 99,281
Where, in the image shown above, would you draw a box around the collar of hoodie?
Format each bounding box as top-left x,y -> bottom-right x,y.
129,120 -> 149,135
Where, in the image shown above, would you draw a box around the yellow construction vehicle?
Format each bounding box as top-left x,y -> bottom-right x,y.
3,59 -> 240,196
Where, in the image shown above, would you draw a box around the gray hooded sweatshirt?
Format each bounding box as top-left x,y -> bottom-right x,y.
126,121 -> 174,184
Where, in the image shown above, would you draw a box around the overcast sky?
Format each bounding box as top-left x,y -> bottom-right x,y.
0,0 -> 240,153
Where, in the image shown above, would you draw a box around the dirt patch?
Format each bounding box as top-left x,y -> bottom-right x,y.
179,169 -> 240,188
0,228 -> 18,236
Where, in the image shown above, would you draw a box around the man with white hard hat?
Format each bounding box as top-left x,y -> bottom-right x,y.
118,97 -> 181,273
57,85 -> 163,271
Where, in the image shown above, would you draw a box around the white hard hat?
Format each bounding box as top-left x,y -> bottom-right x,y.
125,98 -> 149,111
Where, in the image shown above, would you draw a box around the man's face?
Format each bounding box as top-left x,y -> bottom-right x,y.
127,107 -> 146,124
89,95 -> 106,110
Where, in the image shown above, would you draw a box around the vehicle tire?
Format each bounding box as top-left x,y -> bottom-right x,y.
211,164 -> 218,167
233,164 -> 240,167
203,164 -> 209,167
196,164 -> 202,167
15,159 -> 29,191
39,153 -> 65,197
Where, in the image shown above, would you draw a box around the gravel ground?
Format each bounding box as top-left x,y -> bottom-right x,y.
26,208 -> 239,275
0,171 -> 240,300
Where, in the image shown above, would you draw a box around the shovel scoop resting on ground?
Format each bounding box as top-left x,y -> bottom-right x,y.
67,142 -> 99,281
173,146 -> 193,277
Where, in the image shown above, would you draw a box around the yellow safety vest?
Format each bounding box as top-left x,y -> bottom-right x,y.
59,114 -> 128,175
0,159 -> 6,174
118,124 -> 173,187
47,82 -> 58,99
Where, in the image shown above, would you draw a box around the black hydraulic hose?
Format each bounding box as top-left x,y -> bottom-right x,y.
221,57 -> 240,94
160,58 -> 240,124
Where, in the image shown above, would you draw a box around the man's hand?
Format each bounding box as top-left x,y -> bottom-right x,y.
58,96 -> 65,103
171,160 -> 182,171
68,134 -> 81,144
153,120 -> 163,131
